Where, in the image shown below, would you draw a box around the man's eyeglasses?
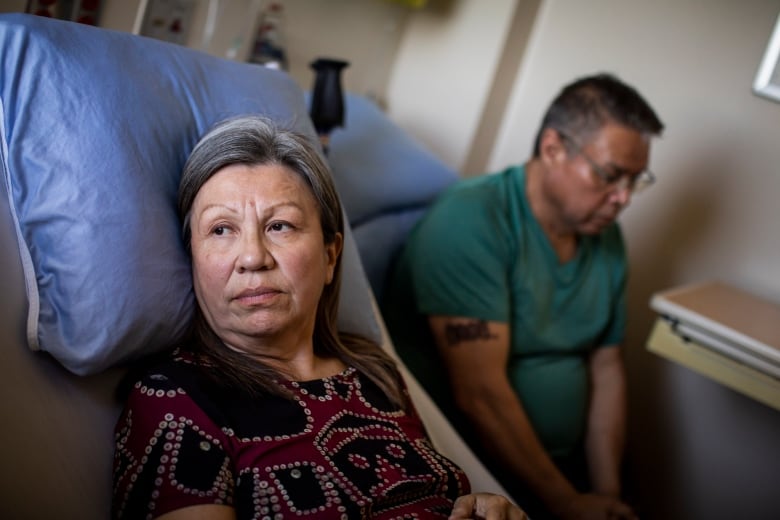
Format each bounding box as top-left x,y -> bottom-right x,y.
558,132 -> 655,194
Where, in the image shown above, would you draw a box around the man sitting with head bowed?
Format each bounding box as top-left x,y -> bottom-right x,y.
383,73 -> 664,520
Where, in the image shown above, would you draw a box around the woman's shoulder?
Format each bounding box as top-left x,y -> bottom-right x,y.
120,348 -> 202,397
118,348 -> 237,427
116,349 -> 229,444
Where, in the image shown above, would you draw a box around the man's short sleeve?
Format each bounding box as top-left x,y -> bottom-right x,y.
404,179 -> 513,322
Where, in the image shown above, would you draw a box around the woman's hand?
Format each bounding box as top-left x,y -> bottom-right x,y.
449,493 -> 529,520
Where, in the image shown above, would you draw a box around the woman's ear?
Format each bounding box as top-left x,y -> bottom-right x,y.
324,232 -> 343,285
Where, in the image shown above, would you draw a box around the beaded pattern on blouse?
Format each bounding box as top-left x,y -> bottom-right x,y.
112,351 -> 470,519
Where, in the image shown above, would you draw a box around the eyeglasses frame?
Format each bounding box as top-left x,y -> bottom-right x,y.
557,131 -> 656,194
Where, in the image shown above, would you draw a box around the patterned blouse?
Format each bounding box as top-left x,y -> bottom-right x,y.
112,350 -> 470,519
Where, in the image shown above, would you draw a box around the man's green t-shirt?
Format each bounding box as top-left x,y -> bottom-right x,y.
382,164 -> 627,458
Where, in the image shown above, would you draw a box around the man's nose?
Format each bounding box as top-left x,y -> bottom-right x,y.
610,177 -> 632,206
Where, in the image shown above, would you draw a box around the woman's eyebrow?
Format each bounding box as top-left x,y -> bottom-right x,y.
198,202 -> 239,214
198,200 -> 306,216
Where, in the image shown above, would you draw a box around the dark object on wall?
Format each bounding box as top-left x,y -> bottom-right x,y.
309,58 -> 350,153
25,0 -> 102,25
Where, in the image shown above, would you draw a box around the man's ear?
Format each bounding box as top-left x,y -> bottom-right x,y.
538,128 -> 568,167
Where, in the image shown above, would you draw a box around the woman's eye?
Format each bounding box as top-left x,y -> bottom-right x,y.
212,225 -> 229,236
269,222 -> 292,232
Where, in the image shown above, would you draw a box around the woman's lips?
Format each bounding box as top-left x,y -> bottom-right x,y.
234,287 -> 281,305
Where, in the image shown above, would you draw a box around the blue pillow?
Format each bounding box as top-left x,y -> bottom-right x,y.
0,14 -> 378,374
325,93 -> 458,298
351,208 -> 429,300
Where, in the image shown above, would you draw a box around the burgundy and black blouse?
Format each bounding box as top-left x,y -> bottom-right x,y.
112,350 -> 470,519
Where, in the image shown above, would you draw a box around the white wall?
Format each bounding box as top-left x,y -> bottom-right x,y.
386,0 -> 518,171
487,1 -> 780,518
0,0 -> 27,13
0,0 -> 142,30
0,0 -> 411,104
98,0 -> 143,32
181,0 -> 412,101
280,0 -> 410,102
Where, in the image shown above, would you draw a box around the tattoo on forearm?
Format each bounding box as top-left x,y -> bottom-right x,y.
444,319 -> 496,346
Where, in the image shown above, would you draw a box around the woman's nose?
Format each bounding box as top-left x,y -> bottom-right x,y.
237,231 -> 274,272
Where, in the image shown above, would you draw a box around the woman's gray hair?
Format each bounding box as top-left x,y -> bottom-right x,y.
179,115 -> 341,251
177,115 -> 404,408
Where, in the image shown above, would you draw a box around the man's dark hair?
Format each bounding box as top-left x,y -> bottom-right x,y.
532,73 -> 664,157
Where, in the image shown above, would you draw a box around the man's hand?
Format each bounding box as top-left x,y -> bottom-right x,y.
449,493 -> 529,520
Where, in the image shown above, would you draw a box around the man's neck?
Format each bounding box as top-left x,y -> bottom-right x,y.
524,159 -> 578,263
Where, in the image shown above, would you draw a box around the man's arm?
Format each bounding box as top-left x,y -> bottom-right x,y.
427,315 -> 576,509
585,345 -> 628,498
428,315 -> 636,519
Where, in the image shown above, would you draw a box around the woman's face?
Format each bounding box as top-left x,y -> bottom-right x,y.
188,163 -> 342,353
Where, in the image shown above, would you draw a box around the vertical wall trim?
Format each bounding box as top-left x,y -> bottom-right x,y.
462,0 -> 542,176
